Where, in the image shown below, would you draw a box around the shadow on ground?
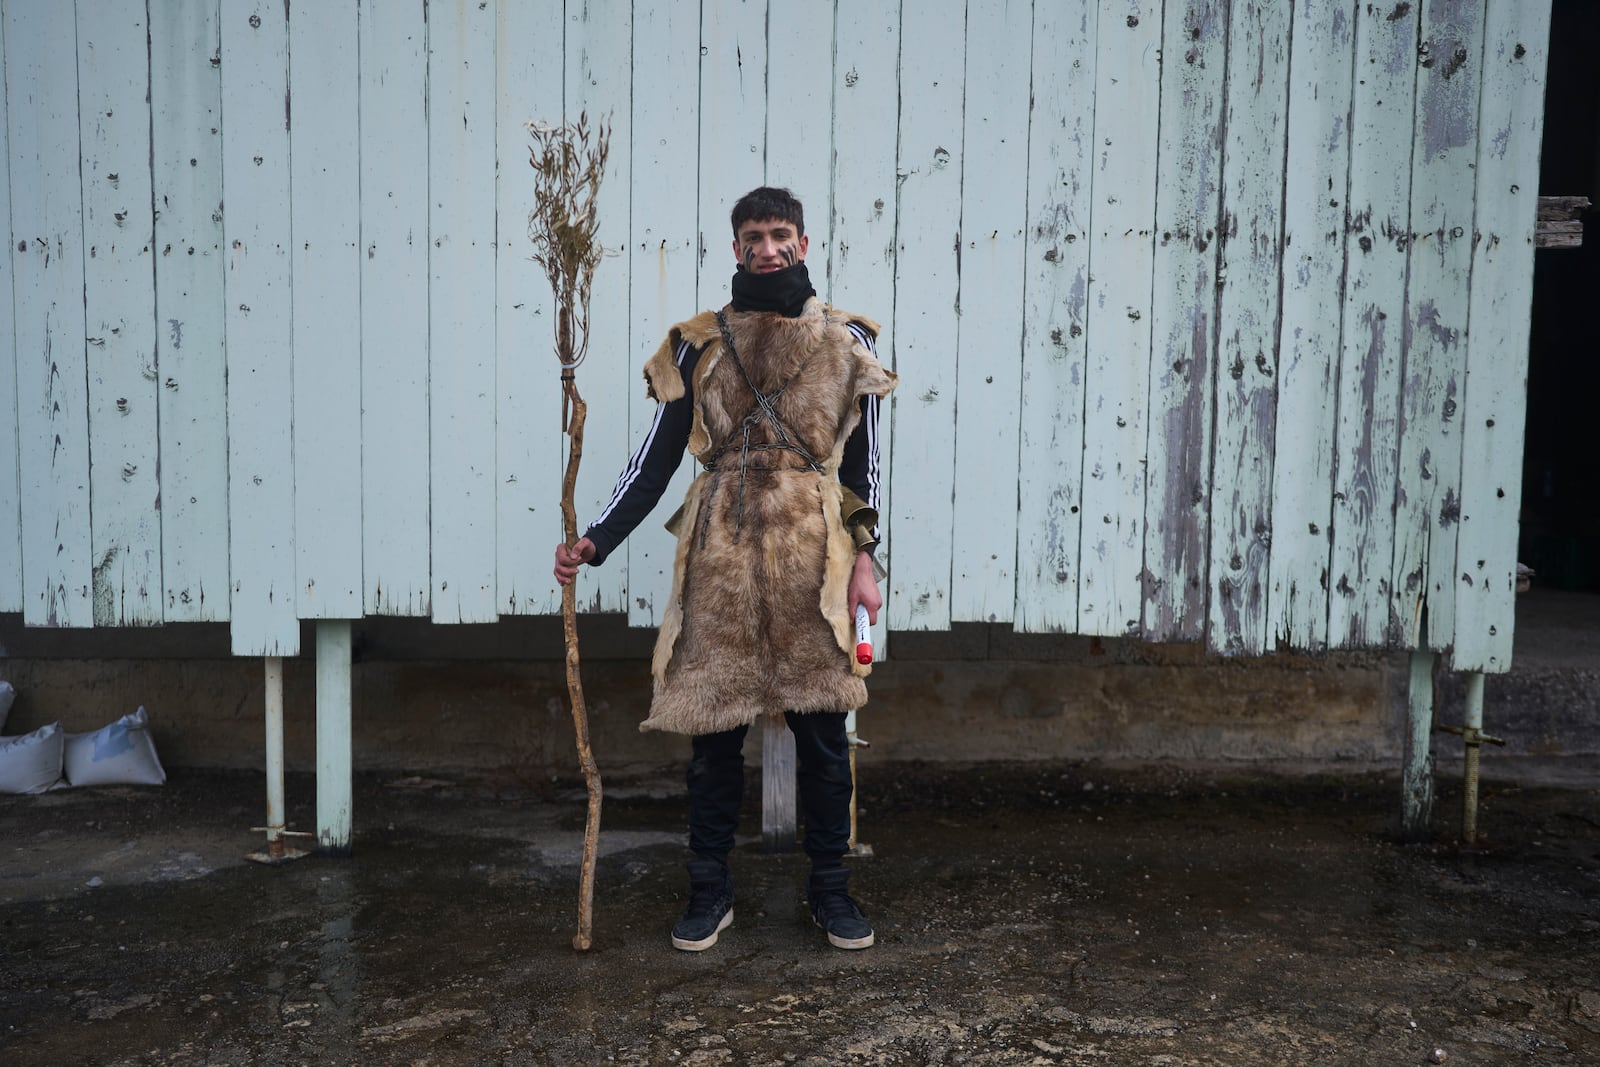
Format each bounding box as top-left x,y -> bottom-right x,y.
2,761 -> 1599,1066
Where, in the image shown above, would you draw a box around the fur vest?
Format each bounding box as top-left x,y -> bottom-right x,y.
638,297 -> 897,735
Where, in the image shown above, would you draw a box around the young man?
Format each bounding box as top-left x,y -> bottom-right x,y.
553,186 -> 896,951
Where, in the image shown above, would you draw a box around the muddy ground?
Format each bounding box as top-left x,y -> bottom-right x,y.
2,760 -> 1598,1066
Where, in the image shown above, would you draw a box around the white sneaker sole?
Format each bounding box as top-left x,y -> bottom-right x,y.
825,929 -> 875,950
671,907 -> 733,951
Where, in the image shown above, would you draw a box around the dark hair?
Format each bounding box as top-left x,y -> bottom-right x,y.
730,186 -> 805,238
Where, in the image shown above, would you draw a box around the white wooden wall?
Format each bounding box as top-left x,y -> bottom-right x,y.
1,0 -> 1551,672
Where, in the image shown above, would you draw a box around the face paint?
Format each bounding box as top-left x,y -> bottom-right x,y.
734,219 -> 806,274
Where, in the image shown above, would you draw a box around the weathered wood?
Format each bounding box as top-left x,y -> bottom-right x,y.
1328,0 -> 1419,650
361,0 -> 432,617
1268,0 -> 1358,653
315,619 -> 353,855
830,0 -> 901,653
5,1 -> 94,627
1390,0 -> 1487,653
1451,0 -> 1553,673
768,1 -> 833,266
887,0 -> 963,632
696,0 -> 767,308
1534,222 -> 1582,248
1015,0 -> 1096,634
0,0 -> 1555,672
220,0 -> 298,656
566,0 -> 634,618
948,0 -> 1029,625
761,714 -> 797,852
1532,193 -> 1586,248
1208,0 -> 1291,657
1144,0 -> 1226,642
78,0 -> 163,627
428,0 -> 498,624
1079,0 -> 1160,638
1401,649 -> 1436,842
493,0 -> 563,618
1536,195 -> 1590,219
0,6 -> 19,613
290,0 -> 363,620
1533,197 -> 1585,248
151,0 -> 229,623
625,0 -> 700,628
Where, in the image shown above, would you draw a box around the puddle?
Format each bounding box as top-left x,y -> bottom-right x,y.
1,764 -> 1598,1064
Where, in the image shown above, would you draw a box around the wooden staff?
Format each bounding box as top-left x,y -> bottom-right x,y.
528,114 -> 609,951
559,343 -> 600,951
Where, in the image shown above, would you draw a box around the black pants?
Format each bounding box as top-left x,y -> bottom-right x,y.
687,711 -> 852,865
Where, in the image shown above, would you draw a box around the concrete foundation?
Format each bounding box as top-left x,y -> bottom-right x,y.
0,589 -> 1593,777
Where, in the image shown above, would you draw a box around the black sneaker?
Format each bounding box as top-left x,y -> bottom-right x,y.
807,866 -> 874,949
671,858 -> 734,951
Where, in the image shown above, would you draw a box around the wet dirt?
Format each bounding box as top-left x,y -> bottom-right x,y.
3,762 -> 1599,1066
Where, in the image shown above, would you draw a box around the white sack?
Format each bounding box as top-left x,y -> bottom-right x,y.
0,721 -> 65,794
64,706 -> 167,787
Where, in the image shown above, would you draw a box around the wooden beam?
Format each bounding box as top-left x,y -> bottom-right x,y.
1536,194 -> 1590,248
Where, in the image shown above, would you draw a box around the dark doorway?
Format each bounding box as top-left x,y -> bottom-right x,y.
1523,0 -> 1600,592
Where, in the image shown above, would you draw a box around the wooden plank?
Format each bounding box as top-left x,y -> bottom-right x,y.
1078,0 -> 1160,638
760,714 -> 797,852
766,1 -> 833,269
4,1 -> 94,627
625,0 -> 700,628
1451,0 -> 1552,673
151,0 -> 230,623
1015,0 -> 1097,634
828,0 -> 899,651
1267,0 -> 1358,653
696,0 -> 766,308
78,0 -> 163,627
290,0 -> 362,619
220,0 -> 298,656
492,0 -> 563,618
1207,0 -> 1291,656
1142,0 -> 1226,642
566,0 -> 633,617
1534,222 -> 1582,249
1535,195 -> 1590,220
1401,649 -> 1437,840
1327,0 -> 1419,649
0,5 -> 18,613
949,0 -> 1029,625
360,0 -> 431,616
886,0 -> 964,631
1390,0 -> 1487,651
428,0 -> 498,623
314,619 -> 353,855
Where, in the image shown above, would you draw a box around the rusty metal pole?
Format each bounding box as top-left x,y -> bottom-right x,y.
1461,671 -> 1485,848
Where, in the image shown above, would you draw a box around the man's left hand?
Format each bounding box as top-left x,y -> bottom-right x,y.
848,551 -> 882,624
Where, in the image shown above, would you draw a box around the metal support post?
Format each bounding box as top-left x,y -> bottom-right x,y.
846,708 -> 873,857
1400,651 -> 1436,842
316,620 -> 354,857
247,657 -> 310,864
1462,671 -> 1484,848
1437,670 -> 1506,849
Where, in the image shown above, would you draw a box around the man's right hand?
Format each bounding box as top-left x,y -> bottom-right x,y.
553,537 -> 597,585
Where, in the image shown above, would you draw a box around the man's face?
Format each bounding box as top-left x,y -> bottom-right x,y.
733,217 -> 808,273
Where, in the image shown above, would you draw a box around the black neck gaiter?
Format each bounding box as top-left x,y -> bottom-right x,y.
729,262 -> 816,317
